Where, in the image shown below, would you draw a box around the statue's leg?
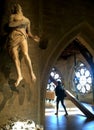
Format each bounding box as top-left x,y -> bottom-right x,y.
21,39 -> 36,81
11,46 -> 23,86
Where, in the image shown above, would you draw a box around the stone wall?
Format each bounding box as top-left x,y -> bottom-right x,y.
0,0 -> 42,126
0,0 -> 94,127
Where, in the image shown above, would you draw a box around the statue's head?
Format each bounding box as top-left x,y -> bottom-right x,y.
11,4 -> 22,14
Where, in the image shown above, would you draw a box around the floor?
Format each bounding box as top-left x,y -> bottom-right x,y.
45,100 -> 94,130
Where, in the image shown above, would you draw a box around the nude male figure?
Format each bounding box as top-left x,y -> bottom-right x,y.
7,4 -> 39,87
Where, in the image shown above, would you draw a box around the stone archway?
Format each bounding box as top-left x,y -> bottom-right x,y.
40,21 -> 94,124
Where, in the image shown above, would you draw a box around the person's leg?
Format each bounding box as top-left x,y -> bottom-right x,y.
21,39 -> 36,81
61,99 -> 68,115
11,46 -> 23,87
55,98 -> 59,115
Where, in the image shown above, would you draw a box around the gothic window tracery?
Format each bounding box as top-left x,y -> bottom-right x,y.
73,62 -> 92,94
47,67 -> 62,91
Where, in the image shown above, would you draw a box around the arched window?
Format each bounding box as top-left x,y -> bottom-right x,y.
47,67 -> 62,91
73,62 -> 92,94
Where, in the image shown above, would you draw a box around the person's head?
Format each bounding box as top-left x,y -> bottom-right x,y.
11,4 -> 22,14
57,81 -> 62,86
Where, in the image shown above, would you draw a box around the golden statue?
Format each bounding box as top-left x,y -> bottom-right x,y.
7,4 -> 39,87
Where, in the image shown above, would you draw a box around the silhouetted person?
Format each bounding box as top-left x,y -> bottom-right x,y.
6,4 -> 40,87
55,81 -> 68,115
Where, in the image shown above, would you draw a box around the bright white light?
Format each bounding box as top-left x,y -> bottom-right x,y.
54,74 -> 59,79
12,120 -> 36,130
79,76 -> 86,86
47,84 -> 49,89
75,72 -> 80,77
77,84 -> 81,90
57,79 -> 61,82
80,68 -> 84,75
80,63 -> 84,66
50,82 -> 55,91
81,87 -> 86,93
85,70 -> 90,77
86,84 -> 90,91
50,72 -> 54,77
45,107 -> 84,116
74,63 -> 92,93
87,77 -> 92,84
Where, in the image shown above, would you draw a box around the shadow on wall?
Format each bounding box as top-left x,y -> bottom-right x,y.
0,76 -> 32,112
0,36 -> 32,111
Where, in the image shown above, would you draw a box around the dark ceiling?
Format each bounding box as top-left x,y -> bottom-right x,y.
59,39 -> 92,61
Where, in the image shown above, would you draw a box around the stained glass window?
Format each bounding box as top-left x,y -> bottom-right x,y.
73,62 -> 92,94
47,67 -> 62,91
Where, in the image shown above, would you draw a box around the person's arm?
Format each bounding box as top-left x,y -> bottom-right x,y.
55,87 -> 58,96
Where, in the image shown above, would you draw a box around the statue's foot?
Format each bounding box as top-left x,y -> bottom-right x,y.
32,73 -> 36,82
15,77 -> 23,87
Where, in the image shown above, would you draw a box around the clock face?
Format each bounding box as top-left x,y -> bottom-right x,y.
74,63 -> 92,94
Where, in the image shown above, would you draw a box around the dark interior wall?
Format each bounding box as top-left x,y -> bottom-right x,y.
0,0 -> 40,35
0,0 -> 6,30
38,0 -> 94,41
39,0 -> 94,77
0,0 -> 42,125
0,0 -> 94,126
